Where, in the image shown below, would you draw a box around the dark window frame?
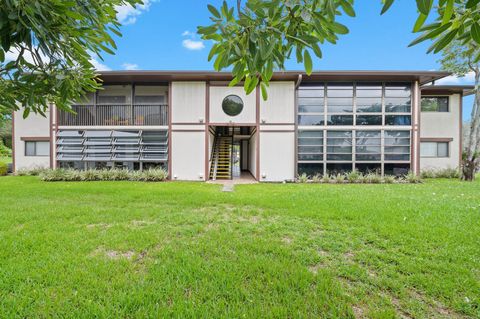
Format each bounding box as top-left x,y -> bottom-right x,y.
25,141 -> 50,157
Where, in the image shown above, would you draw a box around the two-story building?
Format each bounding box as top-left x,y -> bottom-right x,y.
12,70 -> 473,182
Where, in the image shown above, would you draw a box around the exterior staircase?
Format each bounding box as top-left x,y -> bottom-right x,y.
209,132 -> 233,180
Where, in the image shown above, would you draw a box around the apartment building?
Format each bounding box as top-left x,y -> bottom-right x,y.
12,70 -> 473,182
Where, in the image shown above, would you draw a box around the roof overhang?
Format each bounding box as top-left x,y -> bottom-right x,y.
97,70 -> 451,86
421,85 -> 475,96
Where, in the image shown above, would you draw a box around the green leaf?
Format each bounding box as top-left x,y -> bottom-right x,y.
442,0 -> 454,25
340,1 -> 356,17
471,23 -> 480,45
304,50 -> 313,75
0,49 -> 4,62
413,14 -> 428,32
466,0 -> 479,9
416,0 -> 433,16
331,22 -> 349,35
207,4 -> 221,18
381,0 -> 395,15
260,82 -> 268,101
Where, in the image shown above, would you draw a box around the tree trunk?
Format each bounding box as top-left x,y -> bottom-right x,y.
463,70 -> 480,181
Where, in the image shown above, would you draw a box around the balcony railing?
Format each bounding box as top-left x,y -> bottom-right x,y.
58,104 -> 168,126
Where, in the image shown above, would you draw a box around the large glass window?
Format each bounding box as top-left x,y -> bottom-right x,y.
421,97 -> 449,112
298,130 -> 323,161
356,131 -> 381,161
25,141 -> 49,156
384,131 -> 411,161
327,83 -> 353,113
326,131 -> 352,161
420,142 -> 449,157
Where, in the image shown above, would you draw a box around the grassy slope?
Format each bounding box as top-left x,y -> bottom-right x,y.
0,177 -> 478,318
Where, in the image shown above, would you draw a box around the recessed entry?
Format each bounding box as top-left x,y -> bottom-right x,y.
222,95 -> 244,116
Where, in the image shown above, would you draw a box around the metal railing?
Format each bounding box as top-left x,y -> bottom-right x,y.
58,104 -> 168,126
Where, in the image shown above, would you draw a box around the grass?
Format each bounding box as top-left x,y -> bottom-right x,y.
0,177 -> 479,318
0,156 -> 11,164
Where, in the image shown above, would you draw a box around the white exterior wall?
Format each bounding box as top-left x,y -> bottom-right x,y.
249,132 -> 257,178
13,109 -> 51,170
420,94 -> 461,170
260,82 -> 295,124
171,130 -> 205,181
172,82 -> 206,123
209,87 -> 256,124
259,131 -> 295,182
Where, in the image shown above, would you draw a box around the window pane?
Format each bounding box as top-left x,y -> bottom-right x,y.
356,163 -> 381,174
327,163 -> 352,174
36,142 -> 50,156
135,95 -> 165,104
298,87 -> 324,97
384,163 -> 410,176
97,95 -> 127,104
298,115 -> 325,126
326,115 -> 353,125
438,142 -> 449,157
356,97 -> 382,112
298,131 -> 323,138
298,97 -> 324,113
356,83 -> 382,97
299,154 -> 323,161
421,97 -> 449,112
385,97 -> 411,112
25,142 -> 36,156
327,98 -> 353,113
298,163 -> 324,176
385,115 -> 411,126
356,115 -> 382,125
420,142 -> 436,157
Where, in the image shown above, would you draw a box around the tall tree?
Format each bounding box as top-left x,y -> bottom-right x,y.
0,0 -> 142,118
199,0 -> 480,100
439,40 -> 480,180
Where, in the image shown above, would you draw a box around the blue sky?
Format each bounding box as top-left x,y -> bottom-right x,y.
99,0 -> 474,120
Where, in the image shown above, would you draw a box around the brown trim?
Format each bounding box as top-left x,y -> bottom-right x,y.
209,122 -> 257,127
255,86 -> 260,181
171,122 -> 206,125
204,81 -> 210,181
171,129 -> 205,132
416,81 -> 421,175
259,122 -> 295,125
98,70 -> 450,86
259,130 -> 296,133
20,137 -> 51,142
49,105 -> 53,168
11,111 -> 15,172
294,82 -> 299,178
420,138 -> 454,142
167,82 -> 172,179
54,105 -> 59,169
459,93 -> 463,166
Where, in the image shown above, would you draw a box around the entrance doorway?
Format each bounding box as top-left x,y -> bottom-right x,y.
208,126 -> 256,181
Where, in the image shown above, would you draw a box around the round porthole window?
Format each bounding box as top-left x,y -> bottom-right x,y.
222,95 -> 244,116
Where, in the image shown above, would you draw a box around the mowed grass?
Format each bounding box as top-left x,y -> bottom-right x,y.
0,177 -> 479,318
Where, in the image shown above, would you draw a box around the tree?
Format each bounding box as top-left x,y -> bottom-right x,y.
199,0 -> 480,100
439,40 -> 480,180
0,0 -> 142,118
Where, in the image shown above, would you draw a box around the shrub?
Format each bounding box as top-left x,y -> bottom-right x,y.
39,168 -> 168,182
420,169 -> 436,179
383,175 -> 396,184
406,171 -> 422,184
297,173 -> 309,183
40,169 -> 68,181
333,173 -> 345,184
0,162 -> 7,176
15,166 -> 48,176
80,169 -> 101,181
0,140 -> 11,157
346,170 -> 361,183
140,168 -> 168,182
420,167 -> 460,179
321,174 -> 331,184
365,172 -> 382,184
311,174 -> 322,183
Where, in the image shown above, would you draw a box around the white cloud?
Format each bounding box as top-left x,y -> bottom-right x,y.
436,71 -> 475,85
115,0 -> 155,25
90,58 -> 111,71
182,39 -> 205,51
181,30 -> 205,51
122,63 -> 139,70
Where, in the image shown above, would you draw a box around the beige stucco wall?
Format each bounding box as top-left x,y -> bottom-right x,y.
14,109 -> 51,170
259,82 -> 295,124
420,94 -> 461,170
259,130 -> 295,182
171,82 -> 206,124
209,86 -> 257,124
171,130 -> 205,181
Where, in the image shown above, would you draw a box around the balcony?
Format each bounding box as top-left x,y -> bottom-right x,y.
58,104 -> 168,126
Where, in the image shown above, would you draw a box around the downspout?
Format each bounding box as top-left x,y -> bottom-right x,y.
295,74 -> 303,89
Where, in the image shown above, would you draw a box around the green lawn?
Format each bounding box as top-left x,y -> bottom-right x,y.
0,177 -> 478,318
